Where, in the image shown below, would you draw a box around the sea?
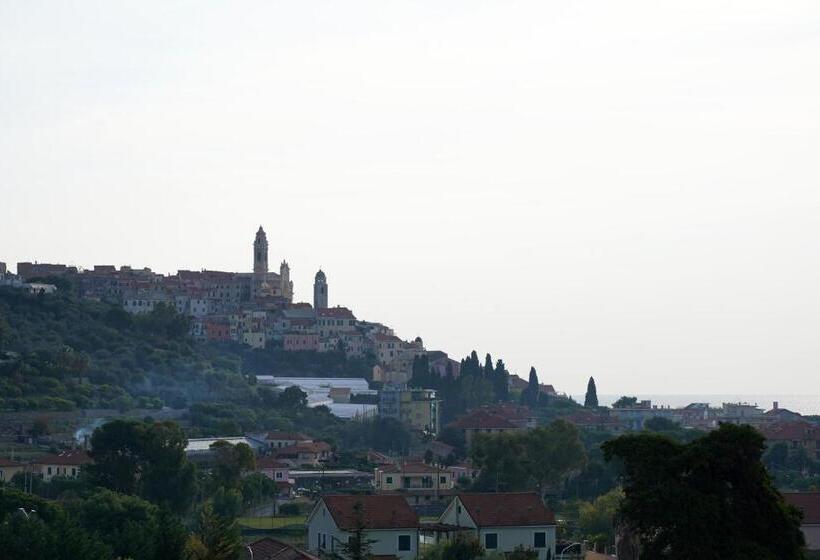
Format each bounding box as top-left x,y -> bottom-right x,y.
570,394 -> 820,416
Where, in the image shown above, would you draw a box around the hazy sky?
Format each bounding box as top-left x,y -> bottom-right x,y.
2,1 -> 819,395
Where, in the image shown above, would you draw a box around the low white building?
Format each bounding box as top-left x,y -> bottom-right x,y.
307,494 -> 419,559
436,492 -> 556,560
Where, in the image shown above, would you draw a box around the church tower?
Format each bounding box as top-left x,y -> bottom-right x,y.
314,269 -> 328,309
253,226 -> 268,295
280,260 -> 293,302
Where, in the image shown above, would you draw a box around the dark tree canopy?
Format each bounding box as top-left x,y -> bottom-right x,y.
603,423 -> 805,560
611,396 -> 638,408
584,376 -> 598,408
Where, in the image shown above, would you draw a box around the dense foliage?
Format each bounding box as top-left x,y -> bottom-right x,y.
603,423 -> 806,560
0,284 -> 372,411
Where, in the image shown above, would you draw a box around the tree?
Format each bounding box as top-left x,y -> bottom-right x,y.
494,359 -> 509,402
578,488 -> 623,551
584,377 -> 598,408
612,396 -> 637,408
71,488 -> 185,560
602,423 -> 805,559
184,502 -> 241,560
87,419 -> 196,513
329,500 -> 376,560
278,386 -> 308,409
210,440 -> 256,489
471,431 -> 529,492
525,420 -> 587,495
521,367 -> 540,407
29,416 -> 50,441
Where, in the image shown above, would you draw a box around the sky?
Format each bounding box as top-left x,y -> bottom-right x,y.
2,1 -> 819,396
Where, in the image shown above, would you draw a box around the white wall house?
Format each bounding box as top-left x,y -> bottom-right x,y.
307,495 -> 419,559
437,493 -> 556,560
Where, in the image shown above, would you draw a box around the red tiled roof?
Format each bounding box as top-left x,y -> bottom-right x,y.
761,421 -> 819,442
0,458 -> 23,467
374,334 -> 403,343
276,441 -> 331,455
450,411 -> 518,430
243,537 -> 318,560
317,307 -> 356,319
257,456 -> 290,469
783,493 -> 820,525
457,492 -> 556,527
34,451 -> 92,466
321,494 -> 419,530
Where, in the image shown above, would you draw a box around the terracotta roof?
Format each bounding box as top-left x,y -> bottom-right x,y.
317,307 -> 356,319
761,421 -> 819,442
374,334 -> 403,343
243,537 -> 318,560
266,432 -> 311,441
0,457 -> 23,467
276,441 -> 331,455
321,494 -> 419,530
456,492 -> 556,527
450,411 -> 518,430
783,493 -> 820,525
34,451 -> 92,466
329,387 -> 351,396
257,457 -> 290,469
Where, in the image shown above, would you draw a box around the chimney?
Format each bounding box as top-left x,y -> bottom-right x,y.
773,401 -> 779,411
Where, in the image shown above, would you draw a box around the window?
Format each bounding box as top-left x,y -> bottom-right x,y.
276,471 -> 283,479
534,532 -> 546,548
47,467 -> 52,475
485,534 -> 498,550
439,476 -> 447,484
398,535 -> 412,551
386,476 -> 393,484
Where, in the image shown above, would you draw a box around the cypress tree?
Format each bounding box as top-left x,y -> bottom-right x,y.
584,376 -> 599,408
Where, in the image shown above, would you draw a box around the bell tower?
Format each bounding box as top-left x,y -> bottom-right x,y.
314,269 -> 328,309
253,227 -> 268,295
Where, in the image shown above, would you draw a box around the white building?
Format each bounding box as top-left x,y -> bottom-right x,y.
435,493 -> 556,560
307,494 -> 419,559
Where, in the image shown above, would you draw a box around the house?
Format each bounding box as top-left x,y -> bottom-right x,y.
243,537 -> 319,560
449,410 -> 524,447
265,431 -> 313,450
761,421 -> 820,461
256,456 -> 292,496
783,493 -> 820,550
436,492 -> 556,559
32,451 -> 92,481
0,458 -> 25,482
375,462 -> 455,493
379,386 -> 440,435
307,494 -> 420,559
275,441 -> 332,467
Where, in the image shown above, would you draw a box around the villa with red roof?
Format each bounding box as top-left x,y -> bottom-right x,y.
307,494 -> 420,559
31,450 -> 92,481
435,492 -> 557,559
783,493 -> 820,550
449,409 -> 526,446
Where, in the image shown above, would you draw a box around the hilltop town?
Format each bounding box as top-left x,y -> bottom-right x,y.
1,230 -> 819,560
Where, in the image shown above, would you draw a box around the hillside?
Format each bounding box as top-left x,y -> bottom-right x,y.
0,283 -> 372,412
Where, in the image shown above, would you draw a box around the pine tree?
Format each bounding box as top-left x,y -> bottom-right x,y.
484,353 -> 494,379
495,359 -> 509,401
522,366 -> 540,406
584,376 -> 599,408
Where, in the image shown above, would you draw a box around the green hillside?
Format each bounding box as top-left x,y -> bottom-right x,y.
0,281 -> 372,413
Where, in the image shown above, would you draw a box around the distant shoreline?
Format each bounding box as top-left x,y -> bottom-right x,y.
570,394 -> 820,416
